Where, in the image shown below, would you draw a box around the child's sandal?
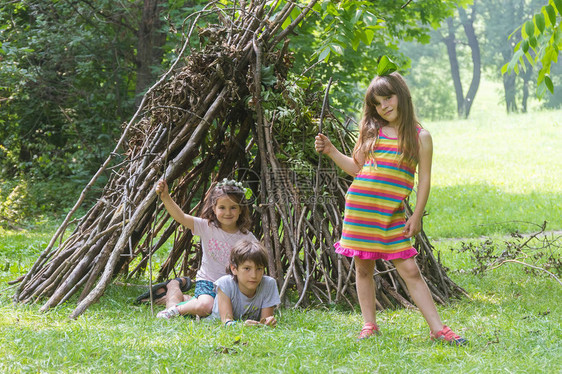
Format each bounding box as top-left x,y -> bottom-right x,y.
156,305 -> 180,319
357,322 -> 380,340
134,280 -> 171,305
176,276 -> 193,293
430,325 -> 468,346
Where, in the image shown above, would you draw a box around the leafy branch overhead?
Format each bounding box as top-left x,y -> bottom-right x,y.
377,55 -> 398,76
503,0 -> 562,97
309,0 -> 461,63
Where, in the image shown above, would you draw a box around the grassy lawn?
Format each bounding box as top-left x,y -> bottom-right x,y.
421,81 -> 562,238
1,229 -> 560,373
1,89 -> 561,372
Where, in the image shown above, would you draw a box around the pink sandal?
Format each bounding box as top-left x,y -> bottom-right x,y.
430,325 -> 467,346
358,322 -> 380,340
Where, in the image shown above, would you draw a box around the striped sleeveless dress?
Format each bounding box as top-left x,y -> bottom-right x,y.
334,128 -> 419,260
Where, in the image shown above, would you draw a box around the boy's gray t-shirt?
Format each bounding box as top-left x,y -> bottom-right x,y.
209,275 -> 280,321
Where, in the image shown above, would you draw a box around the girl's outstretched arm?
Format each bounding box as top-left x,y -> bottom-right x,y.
404,129 -> 433,238
155,179 -> 195,231
315,133 -> 362,176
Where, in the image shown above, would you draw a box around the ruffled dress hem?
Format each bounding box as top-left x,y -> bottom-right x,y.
334,242 -> 418,261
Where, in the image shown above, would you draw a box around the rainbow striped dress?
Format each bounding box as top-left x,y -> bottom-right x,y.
334,128 -> 419,260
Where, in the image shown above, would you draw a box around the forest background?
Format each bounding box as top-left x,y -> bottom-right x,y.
1,0 -> 561,224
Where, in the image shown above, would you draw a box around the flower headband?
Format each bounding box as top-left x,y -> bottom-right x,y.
217,178 -> 245,191
216,178 -> 254,202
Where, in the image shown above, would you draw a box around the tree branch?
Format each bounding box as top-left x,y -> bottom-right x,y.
488,259 -> 562,286
401,0 -> 414,9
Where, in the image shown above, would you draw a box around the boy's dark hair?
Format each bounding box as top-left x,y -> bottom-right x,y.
227,240 -> 269,276
200,183 -> 252,233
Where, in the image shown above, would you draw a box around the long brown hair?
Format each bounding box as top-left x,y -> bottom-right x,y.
352,72 -> 421,166
200,183 -> 252,233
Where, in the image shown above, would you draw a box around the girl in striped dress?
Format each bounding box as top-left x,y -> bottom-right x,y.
315,72 -> 466,345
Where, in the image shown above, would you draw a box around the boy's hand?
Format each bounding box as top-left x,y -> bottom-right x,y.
260,316 -> 277,327
243,316 -> 277,327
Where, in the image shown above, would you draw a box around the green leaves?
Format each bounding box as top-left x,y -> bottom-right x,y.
544,5 -> 557,25
544,75 -> 554,93
554,0 -> 562,14
260,65 -> 277,87
534,13 -> 545,32
313,1 -> 385,62
524,19 -> 535,37
504,0 -> 562,97
377,55 -> 398,76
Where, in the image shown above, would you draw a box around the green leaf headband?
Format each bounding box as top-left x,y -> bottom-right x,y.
377,55 -> 398,76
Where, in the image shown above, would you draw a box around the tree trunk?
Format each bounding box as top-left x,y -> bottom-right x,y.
443,17 -> 465,117
521,67 -> 532,113
458,6 -> 481,118
502,71 -> 518,112
443,4 -> 482,119
135,0 -> 167,106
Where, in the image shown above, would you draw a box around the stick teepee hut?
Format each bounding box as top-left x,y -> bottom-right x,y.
13,0 -> 466,318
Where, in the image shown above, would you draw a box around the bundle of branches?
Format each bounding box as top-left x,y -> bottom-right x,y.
13,0 -> 466,318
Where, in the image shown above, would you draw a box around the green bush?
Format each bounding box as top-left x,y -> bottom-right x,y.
0,179 -> 35,226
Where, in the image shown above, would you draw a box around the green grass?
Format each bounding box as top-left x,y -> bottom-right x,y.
1,233 -> 560,373
1,88 -> 562,373
421,80 -> 562,238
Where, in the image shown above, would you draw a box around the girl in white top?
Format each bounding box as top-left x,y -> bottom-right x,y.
155,178 -> 256,318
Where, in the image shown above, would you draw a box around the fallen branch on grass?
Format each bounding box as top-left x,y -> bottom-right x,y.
488,259 -> 562,286
455,221 -> 561,285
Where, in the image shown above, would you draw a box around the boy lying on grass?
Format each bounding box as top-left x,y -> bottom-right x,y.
159,240 -> 280,327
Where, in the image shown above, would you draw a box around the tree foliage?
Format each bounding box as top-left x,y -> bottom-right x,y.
0,0 -> 203,214
402,0 -> 562,118
481,0 -> 545,113
503,0 -> 562,98
401,37 -> 457,121
284,0 -> 463,112
1,0 -> 465,219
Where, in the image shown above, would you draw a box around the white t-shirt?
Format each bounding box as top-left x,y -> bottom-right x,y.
192,217 -> 257,282
208,275 -> 280,321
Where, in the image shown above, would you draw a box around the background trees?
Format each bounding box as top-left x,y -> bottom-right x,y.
481,0 -> 545,113
0,0 -> 202,218
0,0 -> 460,220
503,0 -> 562,100
1,0 -> 561,223
403,0 -> 562,120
